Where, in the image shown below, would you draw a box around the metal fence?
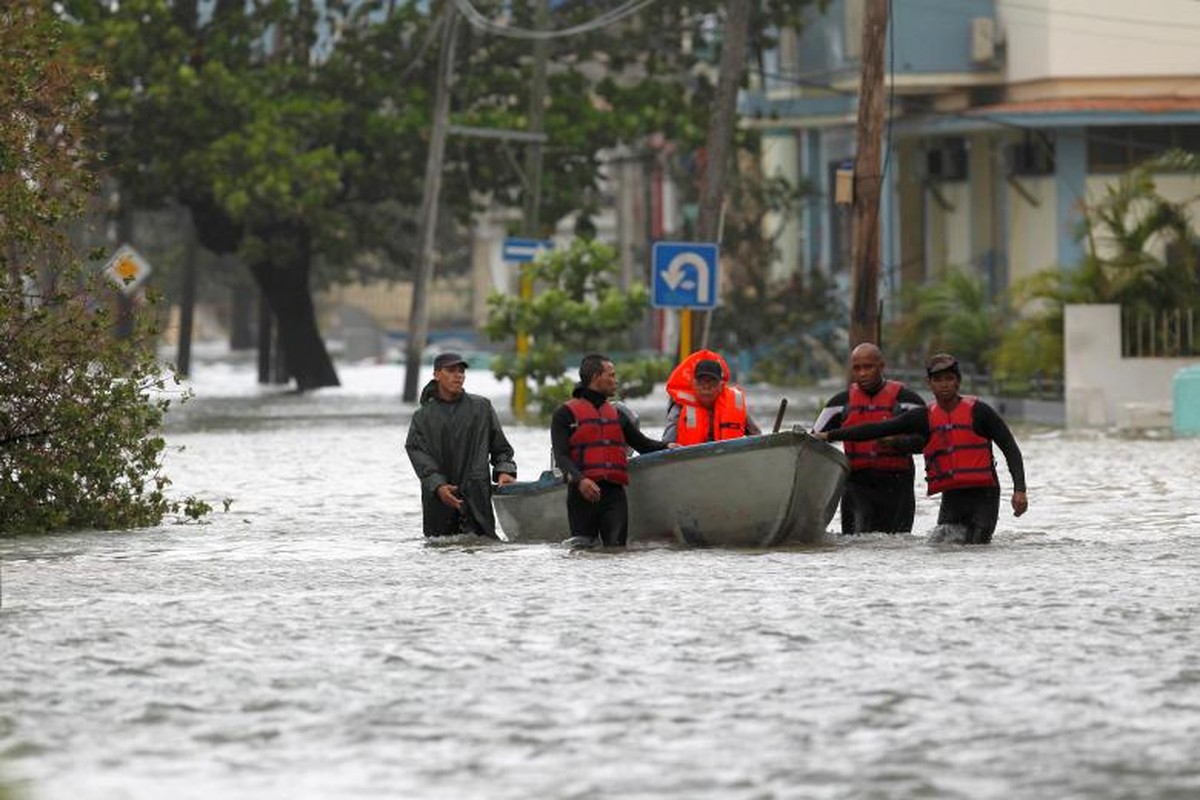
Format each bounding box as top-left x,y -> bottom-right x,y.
1122,307 -> 1200,358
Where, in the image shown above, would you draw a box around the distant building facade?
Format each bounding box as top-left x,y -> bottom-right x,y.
745,0 -> 1200,316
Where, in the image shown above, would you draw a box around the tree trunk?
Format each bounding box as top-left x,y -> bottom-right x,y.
695,0 -> 752,353
249,227 -> 339,391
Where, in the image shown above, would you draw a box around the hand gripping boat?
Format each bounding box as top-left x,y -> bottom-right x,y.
492,429 -> 849,547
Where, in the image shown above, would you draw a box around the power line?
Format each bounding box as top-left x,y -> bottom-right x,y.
450,0 -> 660,40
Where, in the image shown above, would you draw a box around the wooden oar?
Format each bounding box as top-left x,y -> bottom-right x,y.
772,397 -> 788,433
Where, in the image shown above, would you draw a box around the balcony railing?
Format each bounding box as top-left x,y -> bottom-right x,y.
1121,307 -> 1200,358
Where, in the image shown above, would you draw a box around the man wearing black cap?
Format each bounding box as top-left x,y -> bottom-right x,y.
815,352 -> 1028,544
405,352 -> 517,538
551,353 -> 672,548
812,342 -> 926,535
662,350 -> 760,445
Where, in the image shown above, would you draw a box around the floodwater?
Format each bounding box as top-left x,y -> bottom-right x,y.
2,361 -> 1199,800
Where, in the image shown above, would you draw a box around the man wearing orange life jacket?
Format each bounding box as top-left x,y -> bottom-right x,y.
662,351 -> 761,445
817,353 -> 1028,544
812,343 -> 926,534
550,353 -> 672,548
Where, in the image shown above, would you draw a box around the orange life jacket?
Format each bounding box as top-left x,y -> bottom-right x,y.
923,396 -> 997,495
842,380 -> 913,473
665,350 -> 748,445
565,398 -> 629,485
674,386 -> 749,445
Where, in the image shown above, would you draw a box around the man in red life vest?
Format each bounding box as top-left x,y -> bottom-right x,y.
812,343 -> 925,534
816,353 -> 1028,544
551,353 -> 672,548
662,350 -> 760,445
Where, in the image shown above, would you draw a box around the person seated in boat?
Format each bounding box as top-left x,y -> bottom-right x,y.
815,353 -> 1028,545
662,350 -> 761,445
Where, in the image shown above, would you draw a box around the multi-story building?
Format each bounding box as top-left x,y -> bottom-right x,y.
745,0 -> 1200,312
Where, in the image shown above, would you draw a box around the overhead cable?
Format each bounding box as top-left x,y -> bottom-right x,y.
449,0 -> 660,40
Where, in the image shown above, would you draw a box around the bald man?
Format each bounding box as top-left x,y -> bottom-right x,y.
812,343 -> 926,535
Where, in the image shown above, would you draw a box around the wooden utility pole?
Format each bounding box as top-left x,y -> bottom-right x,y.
849,0 -> 889,348
403,3 -> 461,403
512,0 -> 550,420
691,0 -> 751,359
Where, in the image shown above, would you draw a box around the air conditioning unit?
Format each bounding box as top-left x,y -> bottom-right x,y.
926,139 -> 969,182
971,17 -> 997,63
1007,140 -> 1055,176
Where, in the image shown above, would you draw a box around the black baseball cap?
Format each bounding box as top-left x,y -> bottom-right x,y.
433,352 -> 469,370
693,359 -> 724,381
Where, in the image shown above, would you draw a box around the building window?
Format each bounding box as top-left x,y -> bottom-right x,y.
828,160 -> 852,274
1087,125 -> 1200,172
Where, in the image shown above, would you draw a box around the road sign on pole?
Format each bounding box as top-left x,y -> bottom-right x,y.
502,237 -> 554,263
103,244 -> 152,295
652,242 -> 719,309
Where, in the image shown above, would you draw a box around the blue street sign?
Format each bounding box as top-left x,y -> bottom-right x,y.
651,241 -> 719,309
502,237 -> 555,263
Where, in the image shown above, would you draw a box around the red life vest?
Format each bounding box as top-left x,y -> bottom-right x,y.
674,386 -> 749,445
923,396 -> 997,495
665,350 -> 749,445
842,380 -> 913,473
565,398 -> 629,485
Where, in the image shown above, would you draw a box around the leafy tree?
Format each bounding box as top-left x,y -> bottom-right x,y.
484,237 -> 663,415
1,4 -> 205,534
888,267 -> 1010,375
704,149 -> 842,384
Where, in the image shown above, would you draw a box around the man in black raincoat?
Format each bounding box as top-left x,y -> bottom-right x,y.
405,352 -> 517,538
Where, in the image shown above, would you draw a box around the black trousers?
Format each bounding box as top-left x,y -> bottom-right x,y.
840,470 -> 916,535
567,481 -> 629,547
936,485 -> 1001,544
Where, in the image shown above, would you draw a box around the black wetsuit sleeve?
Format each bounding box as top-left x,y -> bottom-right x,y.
886,387 -> 929,453
895,387 -> 927,408
973,402 -> 1027,492
550,405 -> 583,484
621,409 -> 668,454
826,407 -> 929,442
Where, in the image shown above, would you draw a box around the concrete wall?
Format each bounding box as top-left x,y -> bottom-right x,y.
1064,304 -> 1197,428
1001,0 -> 1200,84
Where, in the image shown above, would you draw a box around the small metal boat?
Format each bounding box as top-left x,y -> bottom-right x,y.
492,429 -> 848,547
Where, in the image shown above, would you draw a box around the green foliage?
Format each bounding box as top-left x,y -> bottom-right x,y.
485,238 -> 655,415
994,150 -> 1199,385
0,4 -> 206,535
889,267 -> 1010,374
706,151 -> 841,385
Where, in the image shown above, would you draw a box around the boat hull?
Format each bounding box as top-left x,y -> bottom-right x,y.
492,430 -> 848,547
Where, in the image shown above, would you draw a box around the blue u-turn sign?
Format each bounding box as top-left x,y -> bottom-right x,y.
651,242 -> 719,309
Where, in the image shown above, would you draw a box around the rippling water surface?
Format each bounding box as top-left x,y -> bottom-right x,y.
3,364 -> 1199,800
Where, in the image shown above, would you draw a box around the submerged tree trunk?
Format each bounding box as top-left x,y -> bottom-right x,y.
248,226 -> 339,391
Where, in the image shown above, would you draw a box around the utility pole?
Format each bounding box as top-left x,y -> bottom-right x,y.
511,0 -> 550,420
403,3 -> 461,403
849,0 -> 889,348
691,0 -> 751,360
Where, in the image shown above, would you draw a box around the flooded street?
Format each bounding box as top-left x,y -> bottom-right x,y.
3,362 -> 1199,799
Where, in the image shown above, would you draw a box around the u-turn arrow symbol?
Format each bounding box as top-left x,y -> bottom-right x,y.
661,252 -> 711,303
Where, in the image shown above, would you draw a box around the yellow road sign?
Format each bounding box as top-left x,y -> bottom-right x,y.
103,244 -> 152,295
